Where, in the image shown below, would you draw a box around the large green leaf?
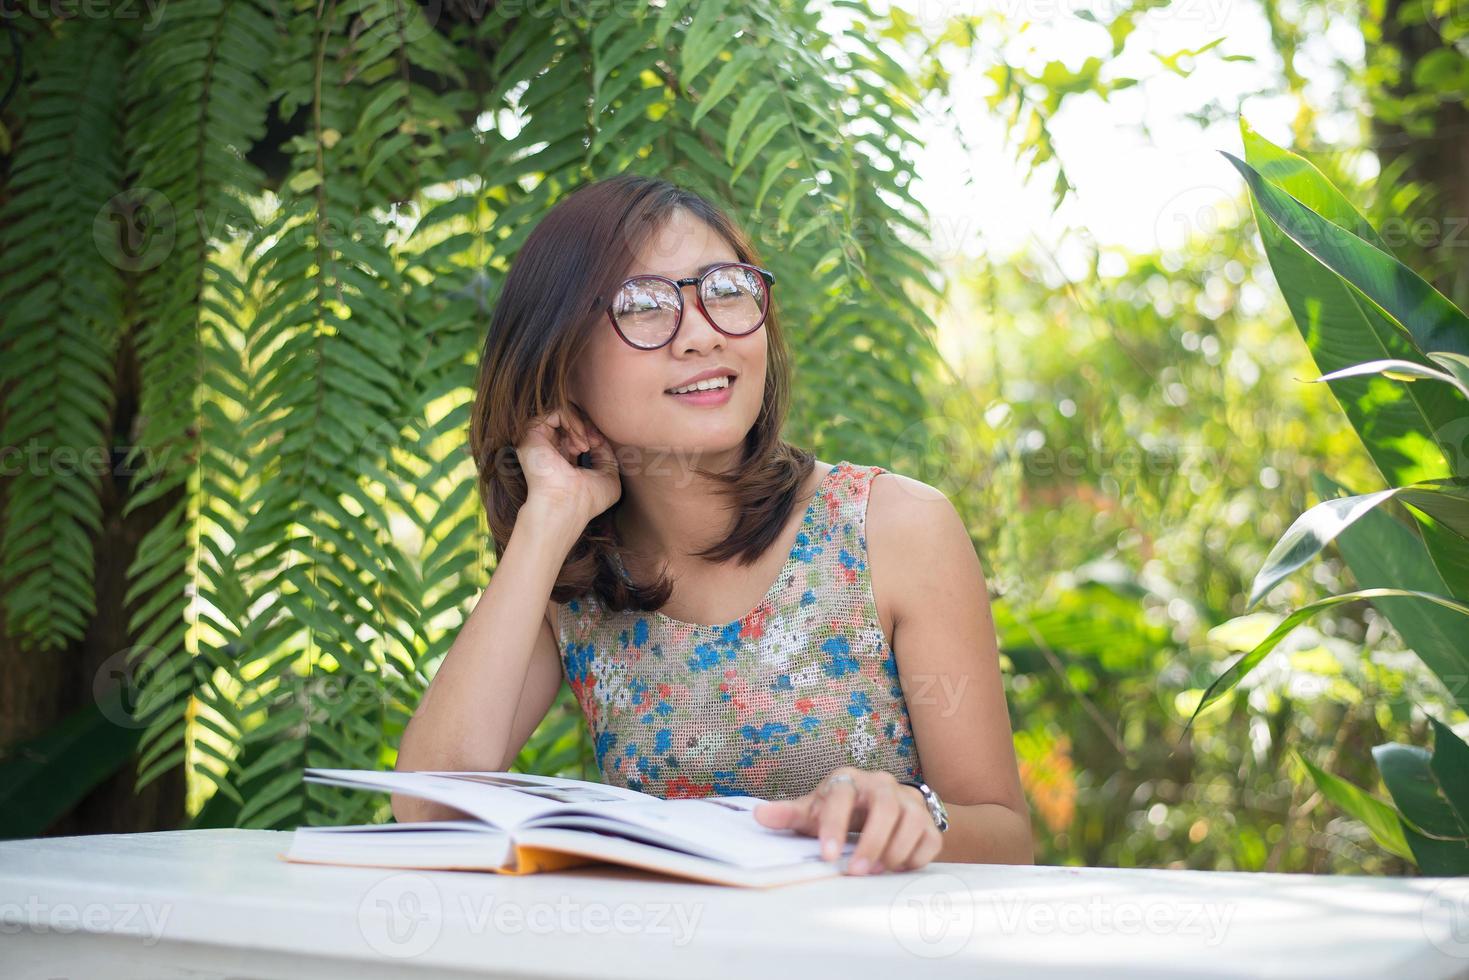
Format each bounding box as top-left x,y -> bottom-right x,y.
0,684 -> 142,839
1239,121 -> 1469,612
1428,716 -> 1469,833
1374,742 -> 1469,874
1247,477 -> 1469,607
1316,472 -> 1469,712
1222,148 -> 1469,359
1314,358 -> 1469,401
1239,119 -> 1464,489
1183,586 -> 1469,734
1297,753 -> 1412,862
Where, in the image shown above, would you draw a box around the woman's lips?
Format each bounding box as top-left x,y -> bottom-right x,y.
665,376 -> 735,406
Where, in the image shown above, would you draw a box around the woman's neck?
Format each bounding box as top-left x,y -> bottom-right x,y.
612,448 -> 745,564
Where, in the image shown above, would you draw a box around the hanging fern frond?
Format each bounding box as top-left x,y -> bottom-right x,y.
120,0 -> 280,795
0,19 -> 132,652
5,0 -> 952,830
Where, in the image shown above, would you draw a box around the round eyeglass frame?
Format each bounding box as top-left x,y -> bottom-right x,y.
604,261 -> 776,351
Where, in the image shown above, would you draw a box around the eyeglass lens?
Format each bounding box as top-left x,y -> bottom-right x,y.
611,264 -> 768,348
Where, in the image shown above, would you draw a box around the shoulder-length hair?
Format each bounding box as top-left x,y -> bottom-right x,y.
469,173 -> 815,613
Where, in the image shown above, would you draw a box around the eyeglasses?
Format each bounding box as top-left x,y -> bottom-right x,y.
604,261 -> 775,351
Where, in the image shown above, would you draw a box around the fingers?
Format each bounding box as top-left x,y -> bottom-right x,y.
902,824 -> 945,871
558,404 -> 604,458
525,406 -> 604,464
764,770 -> 945,875
816,772 -> 859,862
847,780 -> 900,874
751,799 -> 804,829
821,771 -> 944,875
880,796 -> 936,872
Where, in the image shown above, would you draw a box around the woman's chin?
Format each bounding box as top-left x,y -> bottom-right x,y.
618,434 -> 748,469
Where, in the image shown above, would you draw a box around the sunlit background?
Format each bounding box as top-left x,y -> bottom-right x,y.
4,0 -> 1467,876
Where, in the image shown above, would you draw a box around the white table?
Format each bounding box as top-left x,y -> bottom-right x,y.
2,828 -> 1468,979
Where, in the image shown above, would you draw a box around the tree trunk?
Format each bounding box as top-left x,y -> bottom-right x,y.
1369,0 -> 1469,308
0,333 -> 187,836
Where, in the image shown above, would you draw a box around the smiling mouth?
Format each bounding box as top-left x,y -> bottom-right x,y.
664,376 -> 737,396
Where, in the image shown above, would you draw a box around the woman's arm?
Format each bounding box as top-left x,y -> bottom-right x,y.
870,473 -> 1034,865
391,503 -> 582,823
752,475 -> 1034,871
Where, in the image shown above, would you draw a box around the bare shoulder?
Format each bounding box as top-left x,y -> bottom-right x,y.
868,471 -> 959,544
867,470 -> 965,556
869,470 -> 951,511
867,470 -> 979,622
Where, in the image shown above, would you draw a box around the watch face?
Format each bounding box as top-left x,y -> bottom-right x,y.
910,781 -> 948,830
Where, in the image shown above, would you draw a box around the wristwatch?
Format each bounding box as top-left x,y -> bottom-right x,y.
899,779 -> 949,833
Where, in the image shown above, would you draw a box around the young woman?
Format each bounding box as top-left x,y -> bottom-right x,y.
393,174 -> 1033,874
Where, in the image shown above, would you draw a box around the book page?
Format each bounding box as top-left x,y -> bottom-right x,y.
297,819 -> 489,834
302,768 -> 659,829
286,823 -> 514,871
511,827 -> 851,887
303,769 -> 853,870
522,797 -> 855,869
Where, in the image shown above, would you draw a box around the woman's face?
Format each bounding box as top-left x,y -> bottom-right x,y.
569,208 -> 768,472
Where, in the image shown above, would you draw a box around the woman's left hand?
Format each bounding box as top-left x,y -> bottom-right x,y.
751,767 -> 943,875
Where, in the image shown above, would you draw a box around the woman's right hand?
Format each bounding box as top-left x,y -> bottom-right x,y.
514,405 -> 622,534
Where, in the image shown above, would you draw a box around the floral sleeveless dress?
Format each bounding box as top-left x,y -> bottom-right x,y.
553,460 -> 926,800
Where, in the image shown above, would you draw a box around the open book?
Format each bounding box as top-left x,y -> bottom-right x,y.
279,768 -> 861,888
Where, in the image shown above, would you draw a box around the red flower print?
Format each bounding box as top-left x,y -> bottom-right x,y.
740,605 -> 770,640
666,775 -> 713,799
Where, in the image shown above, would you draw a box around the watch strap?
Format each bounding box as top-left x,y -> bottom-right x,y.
899,778 -> 949,832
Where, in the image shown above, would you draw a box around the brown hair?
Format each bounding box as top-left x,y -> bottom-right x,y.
469,173 -> 815,612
